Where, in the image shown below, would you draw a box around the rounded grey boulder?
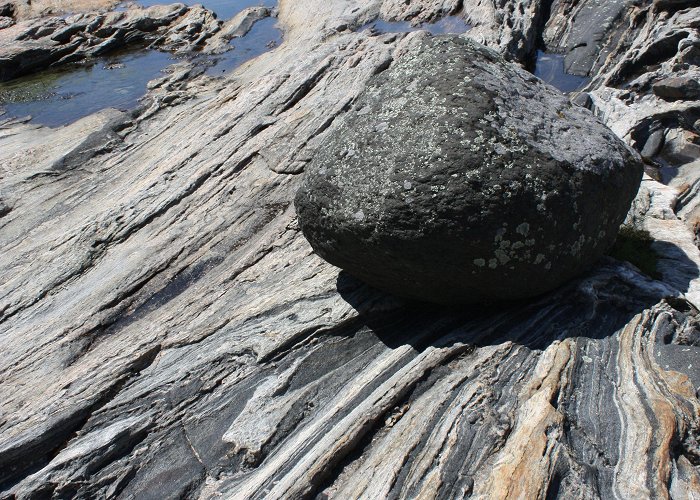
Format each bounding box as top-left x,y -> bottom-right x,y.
294,35 -> 643,304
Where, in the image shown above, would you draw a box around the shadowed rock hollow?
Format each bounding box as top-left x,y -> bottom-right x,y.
295,35 -> 643,304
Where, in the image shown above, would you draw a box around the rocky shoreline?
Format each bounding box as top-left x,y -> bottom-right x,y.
0,2 -> 275,81
1,0 -> 700,498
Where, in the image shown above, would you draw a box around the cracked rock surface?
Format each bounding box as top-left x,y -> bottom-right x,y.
1,0 -> 700,498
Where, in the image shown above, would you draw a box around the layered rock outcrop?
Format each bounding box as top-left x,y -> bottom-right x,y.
0,0 -> 699,498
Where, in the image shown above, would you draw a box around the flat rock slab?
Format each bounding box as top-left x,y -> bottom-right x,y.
654,75 -> 700,101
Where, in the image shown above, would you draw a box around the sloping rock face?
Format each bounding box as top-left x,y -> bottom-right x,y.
653,74 -> 700,101
0,0 -> 700,498
296,36 -> 642,304
543,0 -> 632,77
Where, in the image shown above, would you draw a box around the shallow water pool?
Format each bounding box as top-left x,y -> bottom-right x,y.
204,16 -> 282,76
533,50 -> 590,94
0,50 -> 176,127
0,1 -> 282,127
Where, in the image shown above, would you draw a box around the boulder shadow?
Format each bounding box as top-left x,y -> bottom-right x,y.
335,245 -> 700,352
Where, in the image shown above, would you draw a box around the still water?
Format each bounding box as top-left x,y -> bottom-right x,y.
204,16 -> 282,76
0,50 -> 175,127
533,50 -> 590,94
0,9 -> 588,129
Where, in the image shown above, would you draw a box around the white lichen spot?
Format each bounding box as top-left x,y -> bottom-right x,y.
516,222 -> 530,236
534,253 -> 545,264
495,249 -> 511,265
488,258 -> 498,269
473,258 -> 486,267
404,180 -> 412,190
353,210 -> 365,222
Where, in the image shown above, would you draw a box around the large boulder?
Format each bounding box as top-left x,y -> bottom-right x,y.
294,35 -> 643,304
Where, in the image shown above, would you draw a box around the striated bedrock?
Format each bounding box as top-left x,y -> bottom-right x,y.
1,0 -> 699,498
0,3 -> 222,81
295,35 -> 643,305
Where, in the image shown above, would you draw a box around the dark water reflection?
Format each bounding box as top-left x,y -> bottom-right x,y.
533,50 -> 590,94
204,16 -> 282,76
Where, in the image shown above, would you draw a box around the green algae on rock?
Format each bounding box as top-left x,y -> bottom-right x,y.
295,35 -> 644,304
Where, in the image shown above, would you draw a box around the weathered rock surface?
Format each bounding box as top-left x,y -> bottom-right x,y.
296,35 -> 642,304
0,3 -> 222,81
0,0 -> 699,498
0,2 -> 14,17
0,2 -> 14,27
585,0 -> 700,250
380,0 -> 552,64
